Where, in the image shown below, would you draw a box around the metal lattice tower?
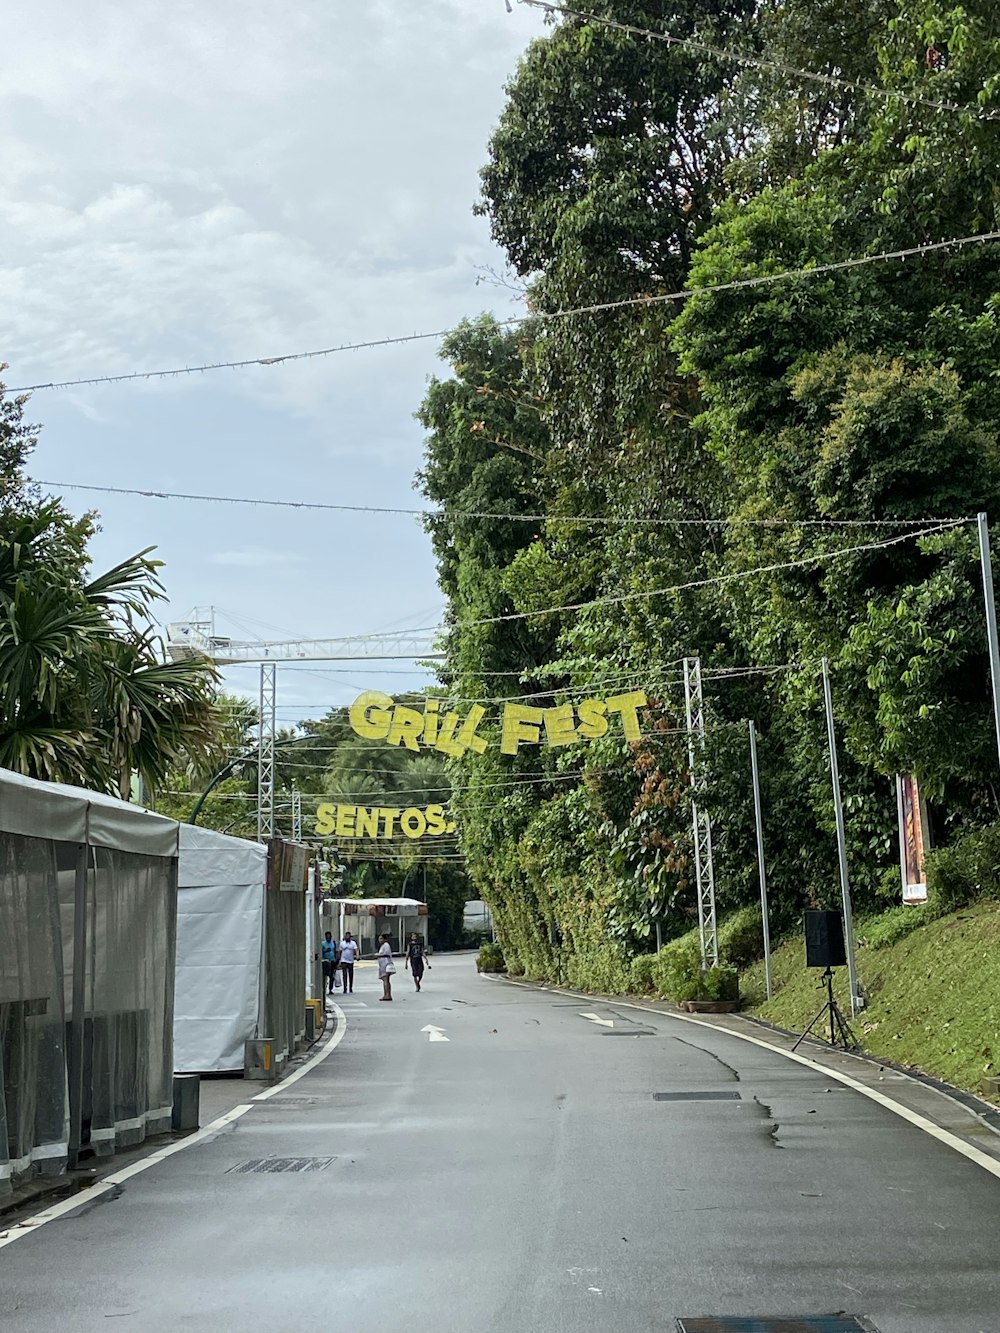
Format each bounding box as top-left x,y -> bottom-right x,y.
257,664 -> 277,843
291,787 -> 302,843
683,657 -> 719,969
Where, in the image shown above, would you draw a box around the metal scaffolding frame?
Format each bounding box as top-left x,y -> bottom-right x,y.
683,656 -> 719,969
291,787 -> 302,843
257,663 -> 276,843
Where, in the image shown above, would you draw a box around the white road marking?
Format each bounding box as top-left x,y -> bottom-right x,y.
579,1012 -> 614,1028
0,1003 -> 350,1250
421,1024 -> 450,1042
496,977 -> 1000,1184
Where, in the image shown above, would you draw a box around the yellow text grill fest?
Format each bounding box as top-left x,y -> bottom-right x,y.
311,688 -> 650,840
347,688 -> 648,759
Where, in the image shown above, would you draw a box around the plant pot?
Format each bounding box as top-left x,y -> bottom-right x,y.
681,999 -> 739,1014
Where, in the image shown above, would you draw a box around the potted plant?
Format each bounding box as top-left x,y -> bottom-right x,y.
679,965 -> 740,1014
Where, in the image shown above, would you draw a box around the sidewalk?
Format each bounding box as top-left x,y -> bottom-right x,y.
0,1008 -> 338,1230
499,974 -> 1000,1172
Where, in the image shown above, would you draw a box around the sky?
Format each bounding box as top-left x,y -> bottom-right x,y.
0,0 -> 547,722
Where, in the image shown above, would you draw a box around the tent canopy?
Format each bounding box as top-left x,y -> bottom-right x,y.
0,769 -> 178,857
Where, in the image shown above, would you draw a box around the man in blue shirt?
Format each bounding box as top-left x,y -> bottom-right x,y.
321,932 -> 339,995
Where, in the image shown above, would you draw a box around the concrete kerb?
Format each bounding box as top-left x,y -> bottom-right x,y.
487,973 -> 1000,1180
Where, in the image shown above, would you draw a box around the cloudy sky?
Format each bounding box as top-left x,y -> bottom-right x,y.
0,0 -> 546,721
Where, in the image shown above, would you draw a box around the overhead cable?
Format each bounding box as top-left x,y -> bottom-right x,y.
9,229 -> 1000,395
516,0 -> 1000,122
32,479 -> 978,533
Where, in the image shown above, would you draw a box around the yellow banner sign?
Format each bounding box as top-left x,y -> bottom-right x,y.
314,802 -> 456,840
348,689 -> 647,759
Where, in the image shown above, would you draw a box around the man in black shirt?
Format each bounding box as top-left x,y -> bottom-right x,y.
404,934 -> 430,992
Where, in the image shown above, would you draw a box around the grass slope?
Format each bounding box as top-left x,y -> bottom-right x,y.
741,902 -> 1000,1103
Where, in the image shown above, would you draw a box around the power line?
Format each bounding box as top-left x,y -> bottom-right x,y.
517,0 -> 1000,122
380,521 -> 968,634
33,477 -> 973,531
10,229 -> 1000,396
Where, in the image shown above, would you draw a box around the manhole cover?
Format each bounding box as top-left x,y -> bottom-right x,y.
654,1091 -> 742,1102
676,1319 -> 878,1332
226,1157 -> 335,1174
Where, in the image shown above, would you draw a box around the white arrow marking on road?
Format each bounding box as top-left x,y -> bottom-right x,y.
421,1025 -> 450,1042
579,1012 -> 614,1028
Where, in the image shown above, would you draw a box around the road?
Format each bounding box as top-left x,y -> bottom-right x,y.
1,954 -> 999,1333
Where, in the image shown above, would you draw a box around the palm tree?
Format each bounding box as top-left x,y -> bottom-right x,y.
0,504 -> 220,797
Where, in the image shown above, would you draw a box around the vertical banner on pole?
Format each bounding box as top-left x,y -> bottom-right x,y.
895,774 -> 929,905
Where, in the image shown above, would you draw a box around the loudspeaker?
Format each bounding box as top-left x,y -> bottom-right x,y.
804,910 -> 846,968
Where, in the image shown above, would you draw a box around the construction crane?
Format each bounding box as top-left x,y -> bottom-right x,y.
165,611 -> 443,842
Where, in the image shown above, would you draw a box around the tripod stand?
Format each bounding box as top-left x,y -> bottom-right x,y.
792,966 -> 859,1052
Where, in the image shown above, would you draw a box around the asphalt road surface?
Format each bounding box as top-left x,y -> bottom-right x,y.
2,955 -> 999,1333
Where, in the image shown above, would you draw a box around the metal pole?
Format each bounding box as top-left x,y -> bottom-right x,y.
977,512 -> 1000,778
821,657 -> 861,1015
67,842 -> 89,1169
257,663 -> 276,842
683,657 -> 719,968
748,721 -> 773,1000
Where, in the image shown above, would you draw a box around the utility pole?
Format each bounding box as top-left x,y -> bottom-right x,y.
977,512 -> 1000,778
748,720 -> 773,1000
821,658 -> 861,1015
257,663 -> 276,842
683,657 -> 719,969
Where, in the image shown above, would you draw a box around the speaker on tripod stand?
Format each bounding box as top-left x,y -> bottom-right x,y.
793,910 -> 858,1051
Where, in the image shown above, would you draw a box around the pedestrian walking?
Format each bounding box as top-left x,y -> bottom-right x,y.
321,931 -> 339,996
377,933 -> 395,1001
339,931 -> 359,993
404,933 -> 430,992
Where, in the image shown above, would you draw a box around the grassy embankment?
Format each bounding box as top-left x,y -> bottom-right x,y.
740,902 -> 1000,1102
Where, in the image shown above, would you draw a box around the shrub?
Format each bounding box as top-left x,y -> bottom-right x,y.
651,935 -> 703,1002
629,954 -> 656,994
477,941 -> 506,973
857,905 -> 928,951
699,966 -> 739,1003
925,823 -> 1000,918
718,905 -> 765,971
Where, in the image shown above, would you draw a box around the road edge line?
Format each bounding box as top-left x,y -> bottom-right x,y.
494,976 -> 1000,1183
0,1003 -> 349,1248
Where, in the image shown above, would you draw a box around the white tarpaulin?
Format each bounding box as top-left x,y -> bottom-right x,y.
0,767 -> 178,855
174,825 -> 267,1074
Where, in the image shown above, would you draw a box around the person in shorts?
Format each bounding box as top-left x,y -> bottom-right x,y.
405,933 -> 430,991
321,932 -> 338,995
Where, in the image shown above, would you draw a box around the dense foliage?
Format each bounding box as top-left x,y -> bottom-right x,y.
416,2 -> 1000,981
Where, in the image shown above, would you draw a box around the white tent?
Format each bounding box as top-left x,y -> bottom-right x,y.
0,769 -> 178,1189
174,825 -> 268,1074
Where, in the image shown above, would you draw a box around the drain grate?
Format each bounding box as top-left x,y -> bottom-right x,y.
676,1319 -> 877,1332
602,1029 -> 656,1037
227,1156 -> 335,1174
654,1091 -> 742,1101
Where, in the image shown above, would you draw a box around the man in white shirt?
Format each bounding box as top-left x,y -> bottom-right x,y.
339,932 -> 360,993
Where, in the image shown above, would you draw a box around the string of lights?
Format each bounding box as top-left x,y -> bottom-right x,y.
10,229 -> 1000,396
384,521 -> 968,634
35,478 -> 975,531
516,0 -> 1000,122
